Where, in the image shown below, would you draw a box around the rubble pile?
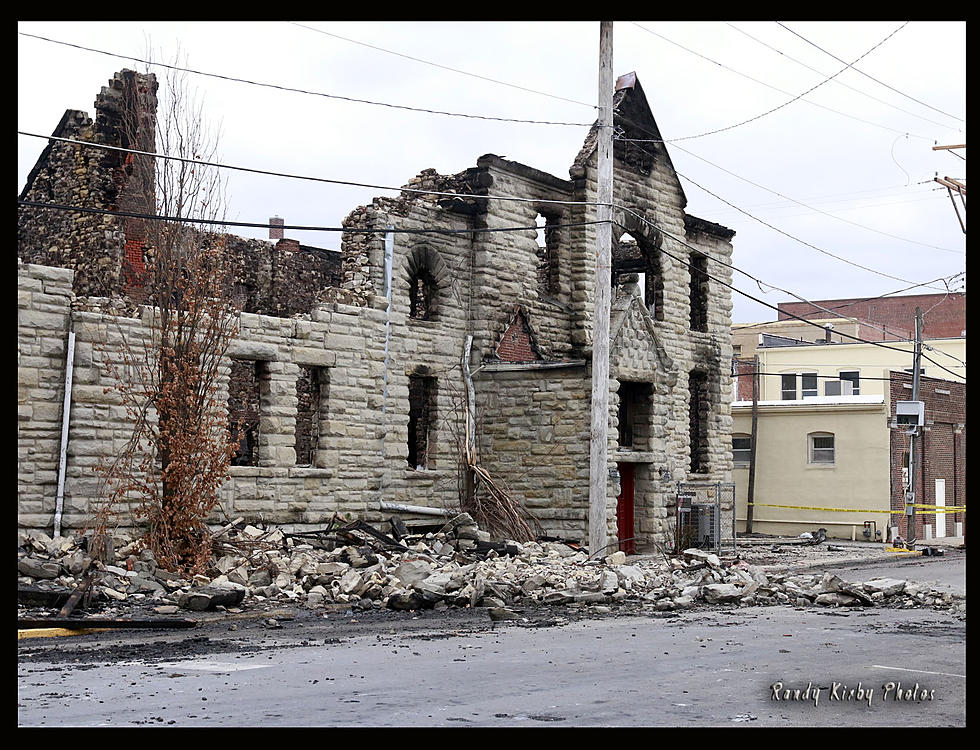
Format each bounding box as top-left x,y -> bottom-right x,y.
17,515 -> 966,621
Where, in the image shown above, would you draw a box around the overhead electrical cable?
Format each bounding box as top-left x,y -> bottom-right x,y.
17,32 -> 595,128
19,130 -> 959,358
612,211 -> 966,380
16,200 -> 607,236
618,136 -> 963,255
725,22 -> 957,130
775,22 -> 965,124
17,132 -> 600,208
616,202 -> 961,354
629,21 -> 932,141
287,21 -> 596,109
17,191 -> 965,378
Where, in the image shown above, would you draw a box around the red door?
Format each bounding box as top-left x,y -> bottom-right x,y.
616,463 -> 635,554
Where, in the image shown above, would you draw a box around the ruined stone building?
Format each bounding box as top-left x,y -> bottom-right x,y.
18,70 -> 736,551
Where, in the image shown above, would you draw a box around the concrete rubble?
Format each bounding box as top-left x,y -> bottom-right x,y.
16,516 -> 966,621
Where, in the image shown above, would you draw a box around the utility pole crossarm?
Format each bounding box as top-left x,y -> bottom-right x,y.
935,176 -> 966,194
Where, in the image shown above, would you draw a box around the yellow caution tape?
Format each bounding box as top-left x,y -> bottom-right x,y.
747,502 -> 892,514
747,502 -> 966,514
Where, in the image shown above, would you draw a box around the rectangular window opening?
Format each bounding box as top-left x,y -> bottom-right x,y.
732,434 -> 751,467
809,434 -> 835,464
229,359 -> 264,467
536,213 -> 560,296
689,371 -> 709,474
689,253 -> 709,332
839,371 -> 860,395
781,373 -> 798,400
618,381 -> 652,450
408,375 -> 437,469
801,372 -> 819,398
295,366 -> 325,466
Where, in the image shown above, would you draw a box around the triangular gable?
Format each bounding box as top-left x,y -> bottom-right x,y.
494,307 -> 543,363
609,293 -> 675,382
571,72 -> 687,208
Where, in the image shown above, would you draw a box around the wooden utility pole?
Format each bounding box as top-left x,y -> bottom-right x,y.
589,20 -> 614,558
745,355 -> 759,534
906,307 -> 924,546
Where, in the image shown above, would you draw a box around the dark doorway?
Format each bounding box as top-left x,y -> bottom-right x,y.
616,462 -> 636,554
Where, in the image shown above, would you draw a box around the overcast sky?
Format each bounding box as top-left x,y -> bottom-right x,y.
17,21 -> 966,325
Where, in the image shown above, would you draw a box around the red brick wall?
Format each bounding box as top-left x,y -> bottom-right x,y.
779,294 -> 966,340
734,359 -> 755,401
496,314 -> 540,363
888,371 -> 966,540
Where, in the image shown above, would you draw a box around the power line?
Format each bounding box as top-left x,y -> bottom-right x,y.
775,22 -> 965,124
17,32 -> 595,128
18,198 -> 966,379
610,120 -> 956,292
287,22 -> 596,109
707,184 -> 942,215
20,131 -> 962,369
16,200 -> 606,236
629,21 -> 933,142
671,167 -> 953,290
617,135 -> 962,255
725,22 -> 957,131
612,208 -> 966,380
17,131 -> 600,209
732,272 -> 965,330
630,21 -> 908,142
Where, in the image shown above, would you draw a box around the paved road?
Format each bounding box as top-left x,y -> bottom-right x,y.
18,557 -> 966,727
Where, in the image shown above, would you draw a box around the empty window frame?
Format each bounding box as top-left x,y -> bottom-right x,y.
808,432 -> 835,464
689,253 -> 709,332
801,372 -> 819,398
295,366 -> 326,466
732,433 -> 752,467
409,268 -> 437,320
536,213 -> 560,296
407,375 -> 437,469
839,370 -> 860,395
612,233 -> 664,321
229,359 -> 264,467
617,381 -> 652,450
689,371 -> 709,474
781,373 -> 798,400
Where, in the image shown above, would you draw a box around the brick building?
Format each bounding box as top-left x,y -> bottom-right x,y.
777,293 -> 966,341
18,70 -> 737,552
888,372 -> 966,541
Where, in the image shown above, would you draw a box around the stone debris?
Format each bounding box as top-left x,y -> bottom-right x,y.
16,526 -> 967,621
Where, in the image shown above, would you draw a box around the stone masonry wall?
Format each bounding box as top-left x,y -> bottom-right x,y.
18,262 -> 75,529
17,261 -> 397,534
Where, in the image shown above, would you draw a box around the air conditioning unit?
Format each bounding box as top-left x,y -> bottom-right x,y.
896,401 -> 925,427
824,380 -> 854,396
693,503 -> 720,549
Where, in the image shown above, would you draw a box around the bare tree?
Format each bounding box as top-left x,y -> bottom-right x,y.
94,55 -> 241,574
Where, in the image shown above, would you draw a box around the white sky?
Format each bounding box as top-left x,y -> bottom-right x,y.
17,21 -> 966,325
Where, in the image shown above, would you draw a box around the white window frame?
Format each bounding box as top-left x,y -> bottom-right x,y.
732,433 -> 752,467
808,432 -> 835,465
838,370 -> 860,395
801,372 -> 819,398
780,373 -> 798,400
